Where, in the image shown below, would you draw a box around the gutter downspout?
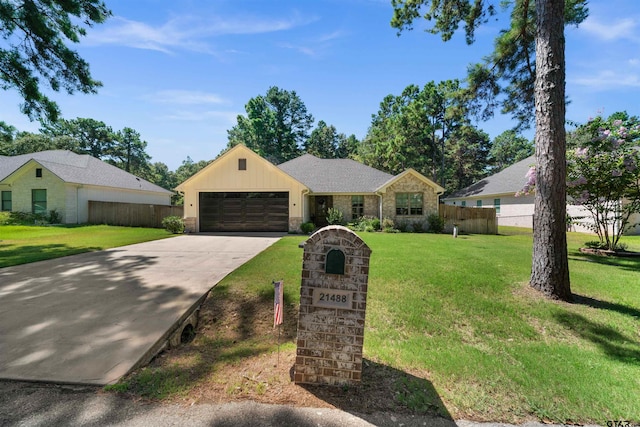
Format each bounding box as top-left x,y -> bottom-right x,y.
302,189 -> 310,225
375,191 -> 384,220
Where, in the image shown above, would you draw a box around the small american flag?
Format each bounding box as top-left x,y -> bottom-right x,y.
273,280 -> 284,327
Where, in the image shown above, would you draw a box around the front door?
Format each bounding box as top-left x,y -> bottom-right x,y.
313,196 -> 333,227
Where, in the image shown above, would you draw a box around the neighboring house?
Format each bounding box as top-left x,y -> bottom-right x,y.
443,155 -> 640,235
0,150 -> 173,224
176,144 -> 445,233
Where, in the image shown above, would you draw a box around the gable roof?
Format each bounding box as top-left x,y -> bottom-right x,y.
445,155 -> 535,199
277,154 -> 394,193
175,144 -> 305,191
0,150 -> 172,194
378,168 -> 445,194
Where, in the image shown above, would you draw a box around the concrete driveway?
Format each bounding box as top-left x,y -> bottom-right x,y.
0,234 -> 281,385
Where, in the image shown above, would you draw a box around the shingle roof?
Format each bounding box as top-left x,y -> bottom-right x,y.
277,154 -> 394,193
445,155 -> 535,199
0,150 -> 172,194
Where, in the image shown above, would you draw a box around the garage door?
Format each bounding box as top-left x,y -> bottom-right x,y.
199,192 -> 289,232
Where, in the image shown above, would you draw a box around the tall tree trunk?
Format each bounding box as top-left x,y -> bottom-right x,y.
530,0 -> 572,301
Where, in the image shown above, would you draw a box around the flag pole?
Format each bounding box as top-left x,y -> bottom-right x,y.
273,279 -> 284,367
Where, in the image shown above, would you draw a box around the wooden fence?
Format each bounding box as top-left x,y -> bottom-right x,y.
439,204 -> 497,235
88,201 -> 184,228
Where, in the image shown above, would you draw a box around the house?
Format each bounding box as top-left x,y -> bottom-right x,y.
443,155 -> 640,235
0,150 -> 173,224
176,144 -> 445,233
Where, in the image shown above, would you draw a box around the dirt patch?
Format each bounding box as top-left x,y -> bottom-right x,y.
122,287 -> 450,419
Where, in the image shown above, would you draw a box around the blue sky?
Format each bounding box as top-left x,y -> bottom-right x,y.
2,0 -> 640,170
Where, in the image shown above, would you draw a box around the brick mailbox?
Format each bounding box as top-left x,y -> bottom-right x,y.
294,225 -> 372,385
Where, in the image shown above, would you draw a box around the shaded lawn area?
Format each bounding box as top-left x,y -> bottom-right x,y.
0,225 -> 174,267
112,227 -> 640,424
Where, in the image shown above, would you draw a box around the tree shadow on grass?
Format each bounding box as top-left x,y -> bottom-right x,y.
0,243 -> 102,268
298,359 -> 454,424
554,311 -> 640,365
572,294 -> 640,319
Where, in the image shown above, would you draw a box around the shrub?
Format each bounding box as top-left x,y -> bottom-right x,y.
162,216 -> 185,234
412,221 -> 425,233
326,207 -> 344,225
427,213 -> 444,234
48,209 -> 62,224
396,220 -> 409,232
382,217 -> 394,230
1,211 -> 46,225
300,222 -> 315,234
348,216 -> 381,232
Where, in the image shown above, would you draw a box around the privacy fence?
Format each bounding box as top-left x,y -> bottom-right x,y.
88,201 -> 184,228
439,204 -> 497,235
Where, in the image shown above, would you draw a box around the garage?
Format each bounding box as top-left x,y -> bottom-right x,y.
199,192 -> 289,232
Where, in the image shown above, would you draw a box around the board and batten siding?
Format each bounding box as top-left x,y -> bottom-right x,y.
178,145 -> 308,232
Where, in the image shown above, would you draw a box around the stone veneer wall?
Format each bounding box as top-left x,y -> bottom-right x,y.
332,195 -> 352,221
381,174 -> 439,222
289,216 -> 303,233
183,217 -> 197,233
330,195 -> 379,222
294,225 -> 371,385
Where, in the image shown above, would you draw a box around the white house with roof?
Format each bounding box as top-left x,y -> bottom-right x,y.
444,155 -> 640,235
176,144 -> 445,233
0,150 -> 173,224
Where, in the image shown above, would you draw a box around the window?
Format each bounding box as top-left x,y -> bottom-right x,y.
351,195 -> 364,219
461,201 -> 466,207
494,198 -> 501,214
1,191 -> 11,211
396,192 -> 423,215
36,168 -> 43,178
238,158 -> 247,170
476,200 -> 482,207
32,189 -> 47,215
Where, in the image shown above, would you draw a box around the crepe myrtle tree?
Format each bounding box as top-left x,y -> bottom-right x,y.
566,115 -> 640,250
518,114 -> 640,251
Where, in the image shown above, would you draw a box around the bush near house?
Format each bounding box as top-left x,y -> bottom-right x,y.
161,216 -> 185,234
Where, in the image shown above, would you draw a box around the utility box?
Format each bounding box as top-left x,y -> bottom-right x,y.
294,225 -> 372,385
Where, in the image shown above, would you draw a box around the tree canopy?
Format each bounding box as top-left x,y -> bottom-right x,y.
0,0 -> 111,122
567,113 -> 640,250
227,86 -> 314,164
359,80 -> 489,192
391,0 -> 588,130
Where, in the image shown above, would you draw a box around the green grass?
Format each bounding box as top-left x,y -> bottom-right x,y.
177,227 -> 638,423
0,224 -> 174,267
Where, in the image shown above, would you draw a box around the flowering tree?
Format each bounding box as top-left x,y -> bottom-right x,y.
566,114 -> 640,250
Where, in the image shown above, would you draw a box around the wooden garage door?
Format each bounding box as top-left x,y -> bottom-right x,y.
199,192 -> 289,232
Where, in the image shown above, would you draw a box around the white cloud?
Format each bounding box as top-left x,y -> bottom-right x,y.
161,110 -> 240,123
85,13 -> 316,54
147,90 -> 227,105
571,70 -> 640,89
279,29 -> 348,57
581,17 -> 640,43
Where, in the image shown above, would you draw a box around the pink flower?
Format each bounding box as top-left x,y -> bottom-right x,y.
613,119 -> 623,127
575,147 -> 588,157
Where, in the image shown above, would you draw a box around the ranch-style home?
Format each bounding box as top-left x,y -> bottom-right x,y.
0,150 -> 173,224
443,155 -> 640,235
176,144 -> 445,233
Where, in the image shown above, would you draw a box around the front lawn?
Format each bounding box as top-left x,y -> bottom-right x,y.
111,228 -> 640,423
0,225 -> 174,267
